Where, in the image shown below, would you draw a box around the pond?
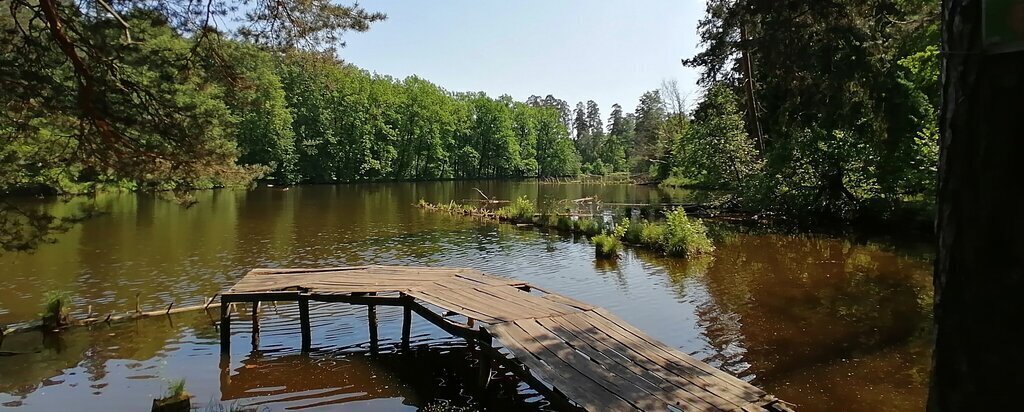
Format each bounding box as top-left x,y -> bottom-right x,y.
0,181 -> 933,411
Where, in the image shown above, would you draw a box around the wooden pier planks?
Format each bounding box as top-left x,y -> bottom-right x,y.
220,266 -> 787,411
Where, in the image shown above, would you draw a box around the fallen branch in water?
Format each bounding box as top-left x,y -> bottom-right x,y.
0,297 -> 224,338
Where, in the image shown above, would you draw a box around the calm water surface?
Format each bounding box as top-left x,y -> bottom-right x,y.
0,181 -> 933,411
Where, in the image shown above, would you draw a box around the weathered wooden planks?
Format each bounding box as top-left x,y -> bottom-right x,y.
220,265 -> 788,411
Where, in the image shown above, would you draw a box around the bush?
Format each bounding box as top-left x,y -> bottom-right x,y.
662,208 -> 714,257
592,233 -> 621,259
496,196 -> 535,222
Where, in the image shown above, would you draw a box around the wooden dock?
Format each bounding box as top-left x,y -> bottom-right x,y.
219,265 -> 791,411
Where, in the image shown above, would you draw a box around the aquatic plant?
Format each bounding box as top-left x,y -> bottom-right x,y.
165,378 -> 187,398
593,225 -> 626,259
496,196 -> 535,222
573,218 -> 602,237
592,233 -> 621,259
622,221 -> 644,244
555,216 -> 574,231
638,222 -> 667,248
661,208 -> 715,257
40,290 -> 72,328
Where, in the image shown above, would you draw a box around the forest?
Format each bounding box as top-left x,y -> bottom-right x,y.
1,0 -> 939,251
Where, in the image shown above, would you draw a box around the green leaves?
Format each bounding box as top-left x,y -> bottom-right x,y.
682,0 -> 940,222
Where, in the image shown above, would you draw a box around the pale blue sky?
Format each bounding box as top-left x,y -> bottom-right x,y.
341,1 -> 706,116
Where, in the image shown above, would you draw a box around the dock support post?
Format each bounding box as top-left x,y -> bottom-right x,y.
219,297 -> 231,354
368,304 -> 379,354
401,305 -> 412,351
477,330 -> 493,389
298,297 -> 311,352
250,301 -> 260,349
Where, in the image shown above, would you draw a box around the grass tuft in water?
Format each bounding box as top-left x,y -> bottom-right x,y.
165,378 -> 187,398
495,196 -> 535,223
40,290 -> 72,328
593,224 -> 627,259
573,218 -> 602,237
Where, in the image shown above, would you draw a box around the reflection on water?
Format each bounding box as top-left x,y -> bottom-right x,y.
0,182 -> 931,411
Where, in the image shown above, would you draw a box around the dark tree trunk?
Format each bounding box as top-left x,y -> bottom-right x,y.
739,24 -> 765,153
930,0 -> 1024,410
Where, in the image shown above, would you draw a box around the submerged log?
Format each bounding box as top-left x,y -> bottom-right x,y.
0,298 -> 223,338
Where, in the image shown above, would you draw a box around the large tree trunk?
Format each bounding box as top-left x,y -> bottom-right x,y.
930,0 -> 1024,410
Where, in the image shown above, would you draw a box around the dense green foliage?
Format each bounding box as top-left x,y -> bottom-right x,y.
3,29 -> 582,191
669,84 -> 762,188
2,0 -> 941,253
0,0 -> 383,252
680,0 -> 939,223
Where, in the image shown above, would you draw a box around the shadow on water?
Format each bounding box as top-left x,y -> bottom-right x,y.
0,182 -> 933,411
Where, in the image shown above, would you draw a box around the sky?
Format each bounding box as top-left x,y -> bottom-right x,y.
340,1 -> 706,116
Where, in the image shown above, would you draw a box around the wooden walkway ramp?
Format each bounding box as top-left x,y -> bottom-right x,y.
219,265 -> 791,411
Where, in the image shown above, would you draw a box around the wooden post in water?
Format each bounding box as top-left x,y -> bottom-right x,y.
477,330 -> 493,389
219,297 -> 231,354
367,304 -> 379,354
298,297 -> 311,352
401,305 -> 412,351
250,302 -> 260,349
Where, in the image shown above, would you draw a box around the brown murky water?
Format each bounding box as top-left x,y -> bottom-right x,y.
0,181 -> 933,411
